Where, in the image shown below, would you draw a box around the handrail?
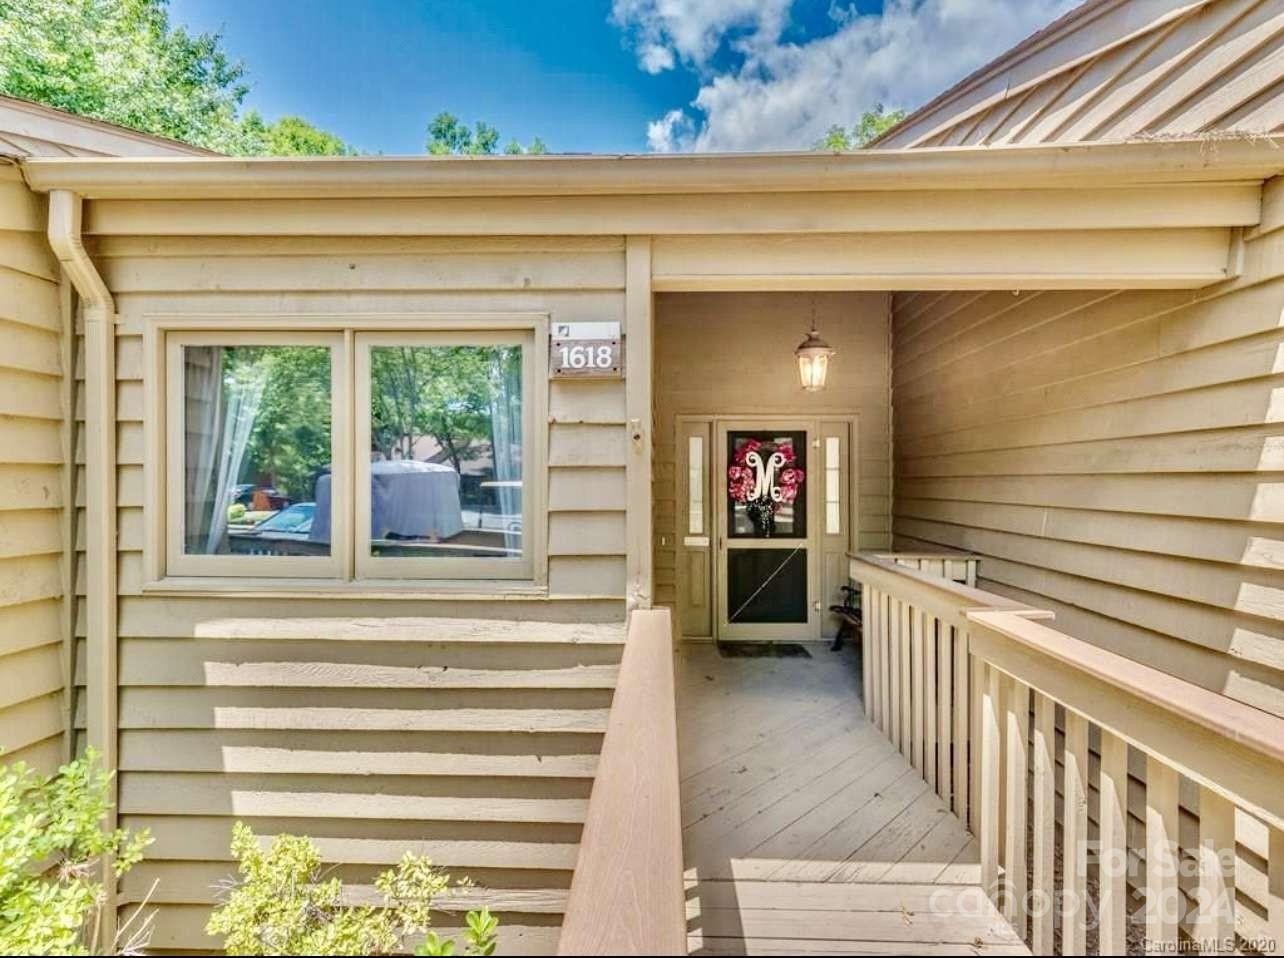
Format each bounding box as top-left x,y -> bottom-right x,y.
848,551 -> 1046,829
967,609 -> 1284,954
850,552 -> 1049,629
852,554 -> 1284,955
557,608 -> 685,956
968,609 -> 1284,771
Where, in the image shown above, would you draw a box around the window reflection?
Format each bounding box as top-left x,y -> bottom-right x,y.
182,345 -> 332,557
361,344 -> 523,560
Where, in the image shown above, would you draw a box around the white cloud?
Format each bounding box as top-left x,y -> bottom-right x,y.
611,0 -> 794,71
647,108 -> 696,152
639,43 -> 675,74
613,0 -> 1078,152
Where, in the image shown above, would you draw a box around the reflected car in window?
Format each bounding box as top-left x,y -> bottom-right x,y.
228,502 -> 326,556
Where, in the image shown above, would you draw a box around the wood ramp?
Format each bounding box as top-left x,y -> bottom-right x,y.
677,643 -> 1027,956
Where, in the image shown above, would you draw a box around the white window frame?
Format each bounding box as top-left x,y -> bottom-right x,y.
354,328 -> 537,581
163,330 -> 349,579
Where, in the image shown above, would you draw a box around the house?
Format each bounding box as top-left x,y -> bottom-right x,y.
1,0 -> 1283,953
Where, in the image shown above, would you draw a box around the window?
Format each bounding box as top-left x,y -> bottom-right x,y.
355,331 -> 535,580
160,321 -> 542,585
825,435 -> 842,535
166,332 -> 346,577
687,435 -> 704,535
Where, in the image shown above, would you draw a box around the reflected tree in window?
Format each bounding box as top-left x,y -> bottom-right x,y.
183,344 -> 331,556
367,345 -> 523,559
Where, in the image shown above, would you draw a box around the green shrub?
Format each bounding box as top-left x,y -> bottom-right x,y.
0,748 -> 152,956
207,823 -> 499,956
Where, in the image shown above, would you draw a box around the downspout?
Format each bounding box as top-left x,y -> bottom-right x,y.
46,190 -> 119,943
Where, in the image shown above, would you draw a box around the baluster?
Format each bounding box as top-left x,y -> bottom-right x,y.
911,608 -> 924,772
861,582 -> 873,718
903,600 -> 914,755
1145,757 -> 1180,955
888,598 -> 900,746
1003,677 -> 1029,939
873,588 -> 885,730
936,617 -> 951,806
969,651 -> 982,832
1270,827 -> 1283,955
1031,691 -> 1055,955
956,629 -> 971,827
924,611 -> 937,792
1196,786 -> 1235,954
1099,730 -> 1129,956
1063,709 -> 1089,956
979,663 -> 1002,906
879,591 -> 891,735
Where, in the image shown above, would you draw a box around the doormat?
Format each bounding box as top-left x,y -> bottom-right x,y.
716,641 -> 812,659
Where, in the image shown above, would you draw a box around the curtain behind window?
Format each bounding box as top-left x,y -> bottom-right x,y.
184,346 -> 268,555
489,347 -> 522,555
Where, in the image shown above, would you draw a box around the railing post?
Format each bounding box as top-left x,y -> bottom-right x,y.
935,617 -> 951,806
880,590 -> 892,734
1031,691 -> 1056,955
1063,710 -> 1089,956
979,664 -> 1001,904
1099,730 -> 1129,956
923,611 -> 937,792
969,647 -> 982,831
1269,827 -> 1283,954
956,627 -> 971,826
1146,758 -> 1180,955
1197,786 -> 1235,953
911,608 -> 924,772
1002,677 -> 1029,939
861,581 -> 873,717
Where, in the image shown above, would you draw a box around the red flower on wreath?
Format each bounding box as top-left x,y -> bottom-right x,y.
727,439 -> 804,508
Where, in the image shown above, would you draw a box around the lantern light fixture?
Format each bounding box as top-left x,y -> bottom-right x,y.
795,322 -> 835,392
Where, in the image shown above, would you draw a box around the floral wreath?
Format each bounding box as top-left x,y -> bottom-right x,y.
727,438 -> 804,534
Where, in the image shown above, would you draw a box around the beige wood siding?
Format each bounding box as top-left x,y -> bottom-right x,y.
891,175 -> 1284,720
0,166 -> 67,774
72,226 -> 629,951
876,0 -> 1284,149
652,292 -> 893,614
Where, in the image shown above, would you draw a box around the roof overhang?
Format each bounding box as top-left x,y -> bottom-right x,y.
20,136 -> 1284,199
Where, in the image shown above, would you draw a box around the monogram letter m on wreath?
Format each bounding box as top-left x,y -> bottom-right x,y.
727,437 -> 805,537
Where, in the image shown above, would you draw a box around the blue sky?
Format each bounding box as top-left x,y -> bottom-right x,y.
165,0 -> 1075,155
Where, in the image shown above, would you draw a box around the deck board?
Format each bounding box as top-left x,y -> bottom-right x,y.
678,642 -> 1027,956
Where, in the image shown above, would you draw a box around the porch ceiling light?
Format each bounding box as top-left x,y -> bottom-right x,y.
795,323 -> 835,392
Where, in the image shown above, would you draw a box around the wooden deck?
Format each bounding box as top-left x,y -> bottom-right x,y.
677,642 -> 1028,956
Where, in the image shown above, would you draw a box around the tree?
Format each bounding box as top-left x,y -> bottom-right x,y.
228,345 -> 333,501
0,0 -> 353,155
0,748 -> 152,955
240,113 -> 355,157
206,822 -> 498,956
369,346 -> 516,473
816,105 -> 907,150
427,111 -> 547,155
505,136 -> 547,155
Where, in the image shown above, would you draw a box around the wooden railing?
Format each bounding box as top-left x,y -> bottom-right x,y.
851,553 -> 1284,955
851,552 -> 1050,828
866,550 -> 978,587
558,608 -> 686,956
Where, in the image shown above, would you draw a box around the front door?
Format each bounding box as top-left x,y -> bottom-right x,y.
715,420 -> 818,641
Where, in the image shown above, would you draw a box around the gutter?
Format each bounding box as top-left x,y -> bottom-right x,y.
46,190 -> 119,942
18,136 -> 1284,200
